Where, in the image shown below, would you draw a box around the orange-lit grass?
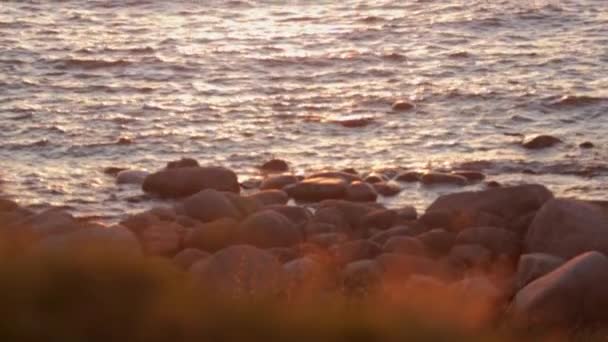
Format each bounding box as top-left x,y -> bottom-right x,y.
0,233 -> 601,341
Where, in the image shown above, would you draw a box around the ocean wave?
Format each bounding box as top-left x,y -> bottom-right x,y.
52,57 -> 132,70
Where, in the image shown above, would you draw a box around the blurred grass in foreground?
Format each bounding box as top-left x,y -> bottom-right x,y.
0,236 -> 602,342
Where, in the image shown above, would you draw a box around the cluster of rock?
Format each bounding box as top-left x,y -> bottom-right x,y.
4,158 -> 608,330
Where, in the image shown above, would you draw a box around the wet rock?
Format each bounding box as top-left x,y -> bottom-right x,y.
514,253 -> 564,291
522,135 -> 561,149
264,205 -> 312,227
345,181 -> 377,202
452,171 -> 486,182
383,236 -> 426,256
236,210 -> 302,248
369,226 -> 414,245
247,189 -> 289,206
116,170 -> 149,185
508,211 -> 537,236
456,226 -> 520,258
166,157 -> 199,169
396,206 -> 417,220
306,171 -> 361,183
579,141 -> 594,149
0,198 -> 18,212
331,239 -> 382,265
285,177 -> 347,202
184,218 -> 238,252
116,137 -> 133,145
317,200 -> 381,232
190,245 -> 285,298
103,166 -> 127,176
525,198 -> 608,259
421,172 -> 467,186
395,171 -> 421,182
259,174 -> 299,190
425,184 -> 553,231
140,222 -> 183,256
341,168 -> 358,175
512,251 -> 608,326
417,229 -> 456,256
448,244 -> 492,269
373,181 -> 402,196
173,248 -> 211,270
332,117 -> 375,128
260,159 -> 289,173
363,173 -> 386,184
182,189 -> 241,223
240,178 -> 261,190
223,192 -> 263,218
143,166 -> 239,198
391,100 -> 415,111
361,209 -> 398,230
485,181 -> 501,188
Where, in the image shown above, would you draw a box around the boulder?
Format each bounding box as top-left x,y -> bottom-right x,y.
285,177 -> 347,202
512,251 -> 608,326
373,181 -> 402,197
21,208 -> 81,238
260,159 -> 289,173
452,171 -> 485,182
579,141 -> 594,149
317,200 -> 381,231
395,171 -> 421,182
142,166 -> 239,198
247,189 -> 289,206
236,210 -> 302,248
223,192 -> 263,217
331,240 -> 382,265
184,218 -> 238,252
361,209 -> 398,230
264,205 -> 312,227
425,184 -> 553,231
392,100 -> 415,111
190,245 -> 285,297
259,175 -> 299,190
345,181 -> 378,202
139,222 -> 183,256
522,135 -> 561,149
514,253 -> 564,291
383,236 -> 426,256
421,172 -> 467,186
308,232 -> 348,248
448,244 -> 492,269
284,257 -> 330,292
182,189 -> 241,223
369,226 -> 414,245
456,226 -> 520,258
268,247 -> 299,263
525,199 -> 608,259
417,229 -> 456,256
363,173 -> 386,184
396,206 -> 417,220
173,248 -> 211,270
306,171 -> 361,183
166,157 -> 199,169
376,253 -> 438,280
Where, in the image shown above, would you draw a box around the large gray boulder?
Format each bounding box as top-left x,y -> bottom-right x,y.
190,245 -> 285,297
182,189 -> 241,223
455,226 -> 520,258
525,198 -> 608,259
142,166 -> 239,198
285,177 -> 347,202
423,184 -> 553,231
514,253 -> 564,291
512,251 -> 608,326
236,210 -> 302,248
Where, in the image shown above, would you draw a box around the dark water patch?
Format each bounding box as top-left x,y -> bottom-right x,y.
51,57 -> 132,70
544,95 -> 607,108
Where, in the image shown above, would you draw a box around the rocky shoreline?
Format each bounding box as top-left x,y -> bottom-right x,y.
2,158 -> 608,336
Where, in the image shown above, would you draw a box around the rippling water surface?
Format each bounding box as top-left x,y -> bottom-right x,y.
1,0 -> 608,219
